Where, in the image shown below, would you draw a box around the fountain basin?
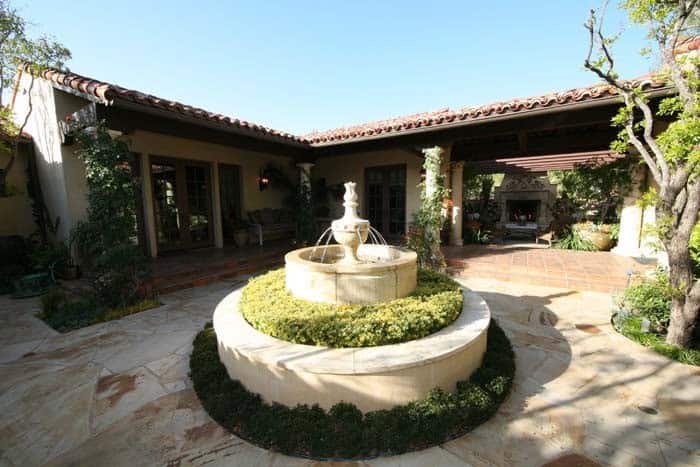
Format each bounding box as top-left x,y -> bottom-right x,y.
213,285 -> 490,412
285,244 -> 417,304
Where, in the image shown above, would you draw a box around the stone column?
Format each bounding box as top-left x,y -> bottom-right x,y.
449,161 -> 464,246
612,165 -> 646,257
139,153 -> 158,258
211,161 -> 224,249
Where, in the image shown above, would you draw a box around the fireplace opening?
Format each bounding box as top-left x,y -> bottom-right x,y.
506,200 -> 539,223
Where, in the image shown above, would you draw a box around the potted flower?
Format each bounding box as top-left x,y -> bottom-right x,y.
232,220 -> 250,248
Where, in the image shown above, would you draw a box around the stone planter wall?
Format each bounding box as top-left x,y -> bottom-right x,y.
213,286 -> 490,412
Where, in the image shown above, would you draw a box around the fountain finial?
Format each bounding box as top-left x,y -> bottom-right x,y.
331,181 -> 370,264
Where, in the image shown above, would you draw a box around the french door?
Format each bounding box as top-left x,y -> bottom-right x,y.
365,165 -> 407,241
151,157 -> 213,252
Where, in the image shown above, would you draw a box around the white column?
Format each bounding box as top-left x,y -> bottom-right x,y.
449,161 -> 464,246
140,153 -> 158,258
211,161 -> 224,248
612,165 -> 645,257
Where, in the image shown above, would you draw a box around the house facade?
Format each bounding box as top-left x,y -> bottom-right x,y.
10,63 -> 676,259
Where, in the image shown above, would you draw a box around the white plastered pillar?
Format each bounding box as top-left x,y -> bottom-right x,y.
212,161 -> 224,248
140,153 -> 158,258
449,161 -> 464,246
612,165 -> 646,257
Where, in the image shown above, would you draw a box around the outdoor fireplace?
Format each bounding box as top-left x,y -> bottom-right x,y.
506,200 -> 540,223
495,174 -> 557,229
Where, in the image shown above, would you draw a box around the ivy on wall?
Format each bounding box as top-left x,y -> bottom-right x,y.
407,147 -> 450,271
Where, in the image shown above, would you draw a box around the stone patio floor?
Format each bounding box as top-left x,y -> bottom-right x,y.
0,276 -> 698,466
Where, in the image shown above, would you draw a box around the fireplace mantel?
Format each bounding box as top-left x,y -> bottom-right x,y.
495,174 -> 557,229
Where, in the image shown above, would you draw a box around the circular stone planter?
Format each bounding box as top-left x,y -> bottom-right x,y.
285,244 -> 418,305
213,285 -> 490,412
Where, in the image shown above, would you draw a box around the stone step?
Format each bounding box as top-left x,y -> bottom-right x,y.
148,256 -> 284,295
148,250 -> 284,287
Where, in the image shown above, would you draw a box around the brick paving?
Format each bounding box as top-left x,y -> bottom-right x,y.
445,244 -> 656,293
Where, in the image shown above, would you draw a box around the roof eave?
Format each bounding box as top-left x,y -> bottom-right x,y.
111,98 -> 312,149
308,86 -> 675,148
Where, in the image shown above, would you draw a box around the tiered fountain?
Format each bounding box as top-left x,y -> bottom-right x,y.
213,181 -> 491,412
285,182 -> 417,304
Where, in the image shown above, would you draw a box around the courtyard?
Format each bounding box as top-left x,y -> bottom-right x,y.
1,273 -> 698,467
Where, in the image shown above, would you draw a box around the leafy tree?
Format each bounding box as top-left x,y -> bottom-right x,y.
549,157 -> 634,223
0,0 -> 70,195
584,0 -> 699,347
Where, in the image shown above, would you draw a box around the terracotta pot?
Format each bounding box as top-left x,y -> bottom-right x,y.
586,231 -> 613,251
233,229 -> 249,248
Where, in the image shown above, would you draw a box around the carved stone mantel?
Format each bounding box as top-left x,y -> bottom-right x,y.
495,174 -> 558,228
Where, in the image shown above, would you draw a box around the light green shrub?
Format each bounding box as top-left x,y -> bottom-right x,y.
619,269 -> 672,333
239,268 -> 463,347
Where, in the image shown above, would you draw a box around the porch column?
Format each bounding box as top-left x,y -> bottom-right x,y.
211,161 -> 224,248
140,153 -> 158,258
612,165 -> 645,257
449,161 -> 464,246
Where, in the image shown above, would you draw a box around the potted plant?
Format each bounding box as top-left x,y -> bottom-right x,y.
232,220 -> 250,248
576,222 -> 613,251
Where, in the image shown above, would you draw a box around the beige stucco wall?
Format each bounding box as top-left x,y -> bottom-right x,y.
13,74 -> 92,242
313,148 -> 424,229
0,145 -> 37,237
126,130 -> 297,215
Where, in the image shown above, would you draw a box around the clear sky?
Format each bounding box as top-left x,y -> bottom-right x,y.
18,1 -> 654,136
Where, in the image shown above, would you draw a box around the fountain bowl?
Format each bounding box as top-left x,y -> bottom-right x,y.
285,244 -> 417,304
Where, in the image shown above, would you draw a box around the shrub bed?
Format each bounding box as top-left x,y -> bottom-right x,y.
190,319 -> 515,459
239,268 -> 463,347
614,268 -> 699,366
39,287 -> 160,332
616,316 -> 700,366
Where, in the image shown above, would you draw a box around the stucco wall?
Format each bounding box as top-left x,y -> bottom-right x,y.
0,145 -> 37,237
126,130 -> 297,215
12,75 -> 92,242
313,148 -> 423,228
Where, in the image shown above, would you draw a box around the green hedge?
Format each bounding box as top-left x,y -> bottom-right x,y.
239,268 -> 463,347
190,320 -> 515,459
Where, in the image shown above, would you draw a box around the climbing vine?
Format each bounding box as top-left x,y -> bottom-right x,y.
407,147 -> 450,271
71,122 -> 147,307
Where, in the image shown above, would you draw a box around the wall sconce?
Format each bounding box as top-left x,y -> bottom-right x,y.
257,169 -> 270,191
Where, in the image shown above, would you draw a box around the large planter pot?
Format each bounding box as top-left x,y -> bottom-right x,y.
584,231 -> 613,251
57,264 -> 81,280
233,229 -> 249,248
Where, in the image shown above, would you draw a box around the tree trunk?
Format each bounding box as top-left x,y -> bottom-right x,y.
665,226 -> 699,348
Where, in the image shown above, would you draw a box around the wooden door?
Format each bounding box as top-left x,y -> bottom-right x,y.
151,157 -> 213,252
364,165 -> 406,241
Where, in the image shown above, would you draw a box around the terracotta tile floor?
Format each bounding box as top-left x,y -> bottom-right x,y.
147,240 -> 294,294
444,243 -> 656,293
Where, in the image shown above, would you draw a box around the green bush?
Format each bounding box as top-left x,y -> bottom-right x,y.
39,292 -> 159,333
555,227 -> 597,251
690,222 -> 699,278
239,269 -> 463,347
619,269 -> 672,333
189,320 -> 515,459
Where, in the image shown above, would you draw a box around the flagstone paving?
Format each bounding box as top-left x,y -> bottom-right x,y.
0,276 -> 698,466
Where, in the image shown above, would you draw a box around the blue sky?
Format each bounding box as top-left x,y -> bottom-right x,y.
19,1 -> 654,135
